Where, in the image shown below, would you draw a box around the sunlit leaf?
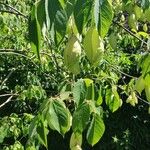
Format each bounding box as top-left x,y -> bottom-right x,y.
134,76 -> 145,95
105,85 -> 122,112
64,35 -> 81,74
145,85 -> 150,102
86,114 -> 105,146
96,87 -> 103,106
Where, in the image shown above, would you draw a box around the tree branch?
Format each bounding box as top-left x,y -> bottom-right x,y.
0,95 -> 13,109
104,59 -> 137,79
0,93 -> 18,97
113,21 -> 147,46
0,68 -> 15,90
136,94 -> 150,106
0,2 -> 28,19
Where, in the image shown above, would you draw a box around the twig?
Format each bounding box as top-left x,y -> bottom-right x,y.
0,50 -> 59,82
45,36 -> 60,72
104,59 -> 137,79
0,2 -> 28,19
136,94 -> 150,106
0,95 -> 13,109
0,51 -> 39,68
0,69 -> 15,90
0,48 -> 22,51
113,21 -> 147,46
0,93 -> 18,97
0,9 -> 27,19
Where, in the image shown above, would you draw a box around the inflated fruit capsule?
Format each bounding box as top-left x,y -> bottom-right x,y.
83,27 -> 104,66
143,23 -> 148,32
128,14 -> 138,30
64,35 -> 81,74
121,14 -> 125,22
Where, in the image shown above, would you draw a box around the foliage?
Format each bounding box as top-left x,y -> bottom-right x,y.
0,0 -> 150,150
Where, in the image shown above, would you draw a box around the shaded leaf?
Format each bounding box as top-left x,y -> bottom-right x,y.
74,0 -> 93,34
72,102 -> 90,133
94,0 -> 113,37
28,116 -> 38,139
139,53 -> 150,77
37,117 -> 48,148
73,79 -> 86,106
47,0 -> 68,43
46,99 -> 71,135
84,78 -> 95,101
29,4 -> 41,60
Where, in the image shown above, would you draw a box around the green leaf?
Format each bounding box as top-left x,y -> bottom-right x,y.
46,99 -> 71,135
28,116 -> 38,139
139,53 -> 150,77
37,117 -> 48,148
73,79 -> 86,106
74,0 -> 93,34
86,114 -> 105,146
26,146 -> 36,150
141,0 -> 150,9
105,85 -> 122,112
145,85 -> 150,113
144,74 -> 150,86
59,0 -> 66,9
65,0 -> 76,17
29,3 -> 41,60
135,76 -> 145,94
47,0 -> 68,43
36,1 -> 47,34
72,102 -> 90,133
84,78 -> 93,87
145,85 -> 150,102
70,132 -> 82,150
96,87 -> 103,106
83,27 -> 104,66
108,32 -> 117,49
84,78 -> 95,101
94,0 -> 114,37
55,9 -> 68,37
